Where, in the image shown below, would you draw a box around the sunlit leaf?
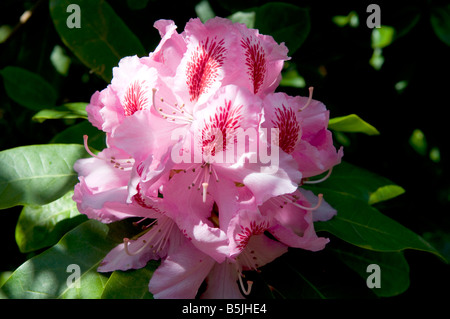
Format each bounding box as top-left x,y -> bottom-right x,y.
228,11 -> 256,28
0,66 -> 57,110
50,45 -> 71,76
0,144 -> 87,209
368,185 -> 405,205
15,191 -> 87,253
101,261 -> 159,299
195,0 -> 215,22
0,220 -> 116,299
370,48 -> 385,70
280,68 -> 306,88
429,147 -> 441,163
409,129 -> 427,155
371,25 -> 395,49
328,114 -> 380,135
49,0 -> 147,82
32,103 -> 88,123
0,25 -> 12,43
332,11 -> 359,28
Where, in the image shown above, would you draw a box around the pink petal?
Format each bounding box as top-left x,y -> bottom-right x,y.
149,240 -> 215,299
162,170 -> 229,262
299,188 -> 337,222
201,261 -> 244,299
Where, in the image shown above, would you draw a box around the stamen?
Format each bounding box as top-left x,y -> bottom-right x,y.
303,168 -> 333,184
123,237 -> 154,256
298,86 -> 314,112
83,135 -> 101,159
83,135 -> 133,171
151,88 -> 193,124
238,273 -> 253,296
211,166 -> 220,183
123,217 -> 173,256
290,193 -> 323,211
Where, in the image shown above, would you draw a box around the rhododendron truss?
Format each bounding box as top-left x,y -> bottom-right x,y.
73,17 -> 343,299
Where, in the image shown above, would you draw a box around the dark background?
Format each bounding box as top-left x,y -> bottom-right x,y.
1,0 -> 449,299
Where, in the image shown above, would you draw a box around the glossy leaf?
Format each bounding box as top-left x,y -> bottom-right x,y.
431,5 -> 450,46
368,185 -> 405,205
310,187 -> 443,260
0,144 -> 87,209
50,120 -> 107,151
328,114 -> 380,135
409,129 -> 427,155
257,249 -> 374,299
15,191 -> 87,253
0,66 -> 57,110
305,161 -> 403,205
195,0 -> 215,23
32,103 -> 88,123
101,261 -> 159,299
371,25 -> 395,49
0,220 -> 116,299
228,11 -> 256,28
254,2 -> 310,55
49,0 -> 147,82
280,68 -> 306,88
332,246 -> 410,297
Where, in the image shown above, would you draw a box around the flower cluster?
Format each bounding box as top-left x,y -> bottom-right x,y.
73,17 -> 343,298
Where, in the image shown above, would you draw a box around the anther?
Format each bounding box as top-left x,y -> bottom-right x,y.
202,182 -> 208,203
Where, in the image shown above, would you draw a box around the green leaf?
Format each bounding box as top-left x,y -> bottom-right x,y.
195,0 -> 216,23
0,220 -> 116,299
49,0 -> 147,82
50,45 -> 72,76
332,11 -> 359,28
101,261 -> 159,299
280,68 -> 306,88
32,103 -> 88,123
228,11 -> 256,29
0,144 -> 87,209
371,25 -> 395,49
254,2 -> 310,55
0,66 -> 58,110
332,246 -> 410,297
368,185 -> 405,205
310,187 -> 443,260
431,5 -> 450,46
15,191 -> 87,253
50,120 -> 107,151
370,48 -> 385,70
305,161 -> 402,205
409,129 -> 427,156
328,114 -> 380,135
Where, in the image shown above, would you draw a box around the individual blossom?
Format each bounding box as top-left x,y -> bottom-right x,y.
262,89 -> 344,178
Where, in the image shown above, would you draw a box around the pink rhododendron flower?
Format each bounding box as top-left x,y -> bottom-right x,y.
74,16 -> 343,299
